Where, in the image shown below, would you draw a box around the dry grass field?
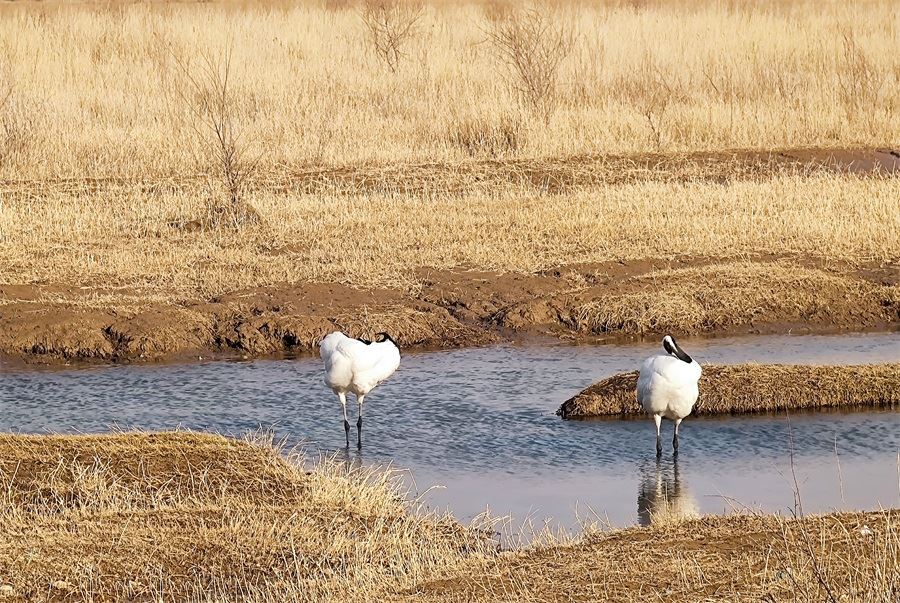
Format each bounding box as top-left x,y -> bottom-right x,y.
0,0 -> 898,360
0,432 -> 895,602
558,363 -> 900,419
1,0 -> 899,175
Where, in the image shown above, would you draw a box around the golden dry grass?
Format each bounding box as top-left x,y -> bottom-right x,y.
570,261 -> 900,336
0,0 -> 899,179
0,431 -> 492,602
0,0 -> 898,356
1,432 -> 896,602
409,511 -> 900,602
1,174 -> 898,302
558,363 -> 900,419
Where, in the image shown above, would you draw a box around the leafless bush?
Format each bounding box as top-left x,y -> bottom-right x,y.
169,43 -> 262,230
360,0 -> 424,73
486,7 -> 574,121
639,54 -> 673,151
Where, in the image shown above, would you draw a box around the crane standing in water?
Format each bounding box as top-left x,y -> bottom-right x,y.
637,335 -> 703,457
319,331 -> 401,449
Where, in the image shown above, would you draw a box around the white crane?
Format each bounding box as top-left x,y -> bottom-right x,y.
637,335 -> 702,457
319,331 -> 401,449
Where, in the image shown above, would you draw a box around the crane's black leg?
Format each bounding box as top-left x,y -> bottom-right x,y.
356,395 -> 365,450
654,415 -> 663,458
673,418 -> 682,457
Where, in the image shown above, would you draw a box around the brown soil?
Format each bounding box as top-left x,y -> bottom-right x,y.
1,255 -> 897,364
558,363 -> 900,419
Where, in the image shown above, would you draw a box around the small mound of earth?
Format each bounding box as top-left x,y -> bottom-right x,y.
557,363 -> 900,419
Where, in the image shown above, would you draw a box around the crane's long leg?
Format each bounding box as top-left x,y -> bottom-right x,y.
654,414 -> 663,458
339,392 -> 350,448
356,394 -> 365,450
673,418 -> 682,456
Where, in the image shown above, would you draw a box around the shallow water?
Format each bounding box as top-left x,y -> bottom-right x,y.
2,332 -> 898,528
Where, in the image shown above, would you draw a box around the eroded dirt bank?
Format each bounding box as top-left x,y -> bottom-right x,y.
1,256 -> 897,364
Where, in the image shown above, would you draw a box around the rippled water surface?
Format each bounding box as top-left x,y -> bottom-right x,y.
2,332 -> 898,528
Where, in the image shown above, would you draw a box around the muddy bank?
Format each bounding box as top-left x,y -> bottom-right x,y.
0,257 -> 897,364
557,363 -> 900,419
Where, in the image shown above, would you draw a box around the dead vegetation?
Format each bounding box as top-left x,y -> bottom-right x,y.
568,261 -> 900,336
0,0 -> 898,361
0,432 -> 895,602
167,41 -> 264,230
408,511 -> 900,602
2,0 -> 900,175
558,363 -> 900,419
360,0 -> 425,73
486,6 -> 574,120
0,431 -> 491,602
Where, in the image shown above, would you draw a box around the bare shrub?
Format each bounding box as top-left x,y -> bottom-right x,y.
639,54 -> 673,151
169,43 -> 263,230
486,7 -> 574,121
447,114 -> 523,157
360,0 -> 424,73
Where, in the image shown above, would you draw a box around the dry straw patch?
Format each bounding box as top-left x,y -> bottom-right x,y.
1,173 -> 898,302
409,511 -> 899,602
0,432 -> 492,602
558,363 -> 900,419
0,1 -> 898,179
571,261 -> 900,336
1,432 -> 895,602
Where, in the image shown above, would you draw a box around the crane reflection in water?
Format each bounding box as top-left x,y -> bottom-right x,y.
637,459 -> 700,526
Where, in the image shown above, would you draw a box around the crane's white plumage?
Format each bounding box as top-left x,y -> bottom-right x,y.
637,335 -> 702,456
319,331 -> 401,448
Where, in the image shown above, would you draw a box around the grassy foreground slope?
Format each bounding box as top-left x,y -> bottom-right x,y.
0,432 -> 488,602
0,432 -> 895,602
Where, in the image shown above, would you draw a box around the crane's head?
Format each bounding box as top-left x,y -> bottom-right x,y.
662,335 -> 693,364
662,335 -> 677,355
